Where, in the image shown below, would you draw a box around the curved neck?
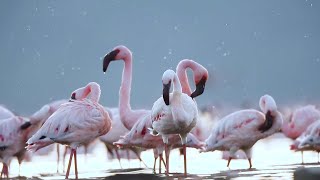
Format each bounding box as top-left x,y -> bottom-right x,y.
172,73 -> 182,93
263,111 -> 283,137
176,61 -> 192,95
87,84 -> 101,103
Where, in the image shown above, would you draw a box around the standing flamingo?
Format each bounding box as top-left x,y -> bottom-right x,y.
281,105 -> 320,163
150,69 -> 199,176
27,82 -> 111,179
201,94 -> 283,168
103,46 -> 209,174
289,120 -> 320,163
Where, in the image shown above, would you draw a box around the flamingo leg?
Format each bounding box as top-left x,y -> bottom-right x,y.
248,158 -> 252,169
165,144 -> 169,175
183,144 -> 187,176
73,149 -> 78,180
160,153 -> 166,168
318,152 -> 319,163
1,163 -> 8,178
65,148 -> 74,179
132,150 -> 148,168
63,146 -> 68,173
301,151 -> 304,164
159,155 -> 162,174
57,144 -> 60,173
114,149 -> 123,169
227,157 -> 232,168
153,156 -> 157,173
84,145 -> 88,164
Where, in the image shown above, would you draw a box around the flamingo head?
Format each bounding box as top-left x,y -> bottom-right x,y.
191,69 -> 208,99
26,135 -> 55,152
103,45 -> 132,73
259,94 -> 277,114
162,69 -> 175,106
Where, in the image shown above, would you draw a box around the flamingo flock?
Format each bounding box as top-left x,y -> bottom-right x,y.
0,45 -> 318,179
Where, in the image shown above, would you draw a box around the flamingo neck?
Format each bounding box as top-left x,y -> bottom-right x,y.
172,73 -> 182,93
119,55 -> 134,128
86,84 -> 101,103
177,63 -> 192,96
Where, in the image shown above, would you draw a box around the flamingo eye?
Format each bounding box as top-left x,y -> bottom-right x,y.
39,136 -> 46,140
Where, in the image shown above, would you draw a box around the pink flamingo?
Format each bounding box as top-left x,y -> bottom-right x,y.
27,82 -> 111,179
0,101 -> 60,178
281,105 -> 320,163
202,94 -> 283,168
0,116 -> 30,178
282,105 -> 320,139
103,45 -> 149,130
103,46 -> 208,173
293,120 -> 320,163
0,106 -> 14,120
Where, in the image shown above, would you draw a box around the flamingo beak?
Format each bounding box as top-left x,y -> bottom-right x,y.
70,92 -> 76,101
163,81 -> 171,106
103,49 -> 120,73
191,76 -> 207,99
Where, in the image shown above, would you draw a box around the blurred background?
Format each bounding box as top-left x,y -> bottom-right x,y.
0,0 -> 319,115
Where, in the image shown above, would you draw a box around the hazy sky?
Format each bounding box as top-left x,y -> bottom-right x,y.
0,0 -> 319,115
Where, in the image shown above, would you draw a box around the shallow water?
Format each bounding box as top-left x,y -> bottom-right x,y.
7,134 -> 320,179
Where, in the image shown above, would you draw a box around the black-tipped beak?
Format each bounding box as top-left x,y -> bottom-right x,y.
191,76 -> 207,99
20,121 -> 31,130
163,81 -> 171,106
103,49 -> 120,73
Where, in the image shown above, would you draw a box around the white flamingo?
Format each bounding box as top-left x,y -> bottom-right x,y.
150,69 -> 198,176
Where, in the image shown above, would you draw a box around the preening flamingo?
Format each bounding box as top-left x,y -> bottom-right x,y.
202,94 -> 283,168
150,69 -> 199,176
27,82 -> 111,179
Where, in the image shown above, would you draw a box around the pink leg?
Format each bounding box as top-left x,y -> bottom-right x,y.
1,163 -> 8,178
57,144 -> 60,173
160,154 -> 166,168
248,158 -> 252,169
159,155 -> 161,174
165,144 -> 169,175
227,157 -> 232,168
65,148 -> 74,179
63,146 -> 69,173
115,149 -> 123,169
153,156 -> 157,173
132,150 -> 148,168
73,149 -> 78,179
183,144 -> 187,176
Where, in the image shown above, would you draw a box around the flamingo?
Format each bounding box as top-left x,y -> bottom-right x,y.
103,45 -> 149,130
294,120 -> 320,162
281,105 -> 320,163
0,116 -> 30,178
281,105 -> 320,139
202,94 -> 283,168
0,106 -> 14,120
0,105 -> 53,178
150,69 -> 199,176
26,82 -> 111,179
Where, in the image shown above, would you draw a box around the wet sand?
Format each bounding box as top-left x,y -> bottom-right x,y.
6,134 -> 320,179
